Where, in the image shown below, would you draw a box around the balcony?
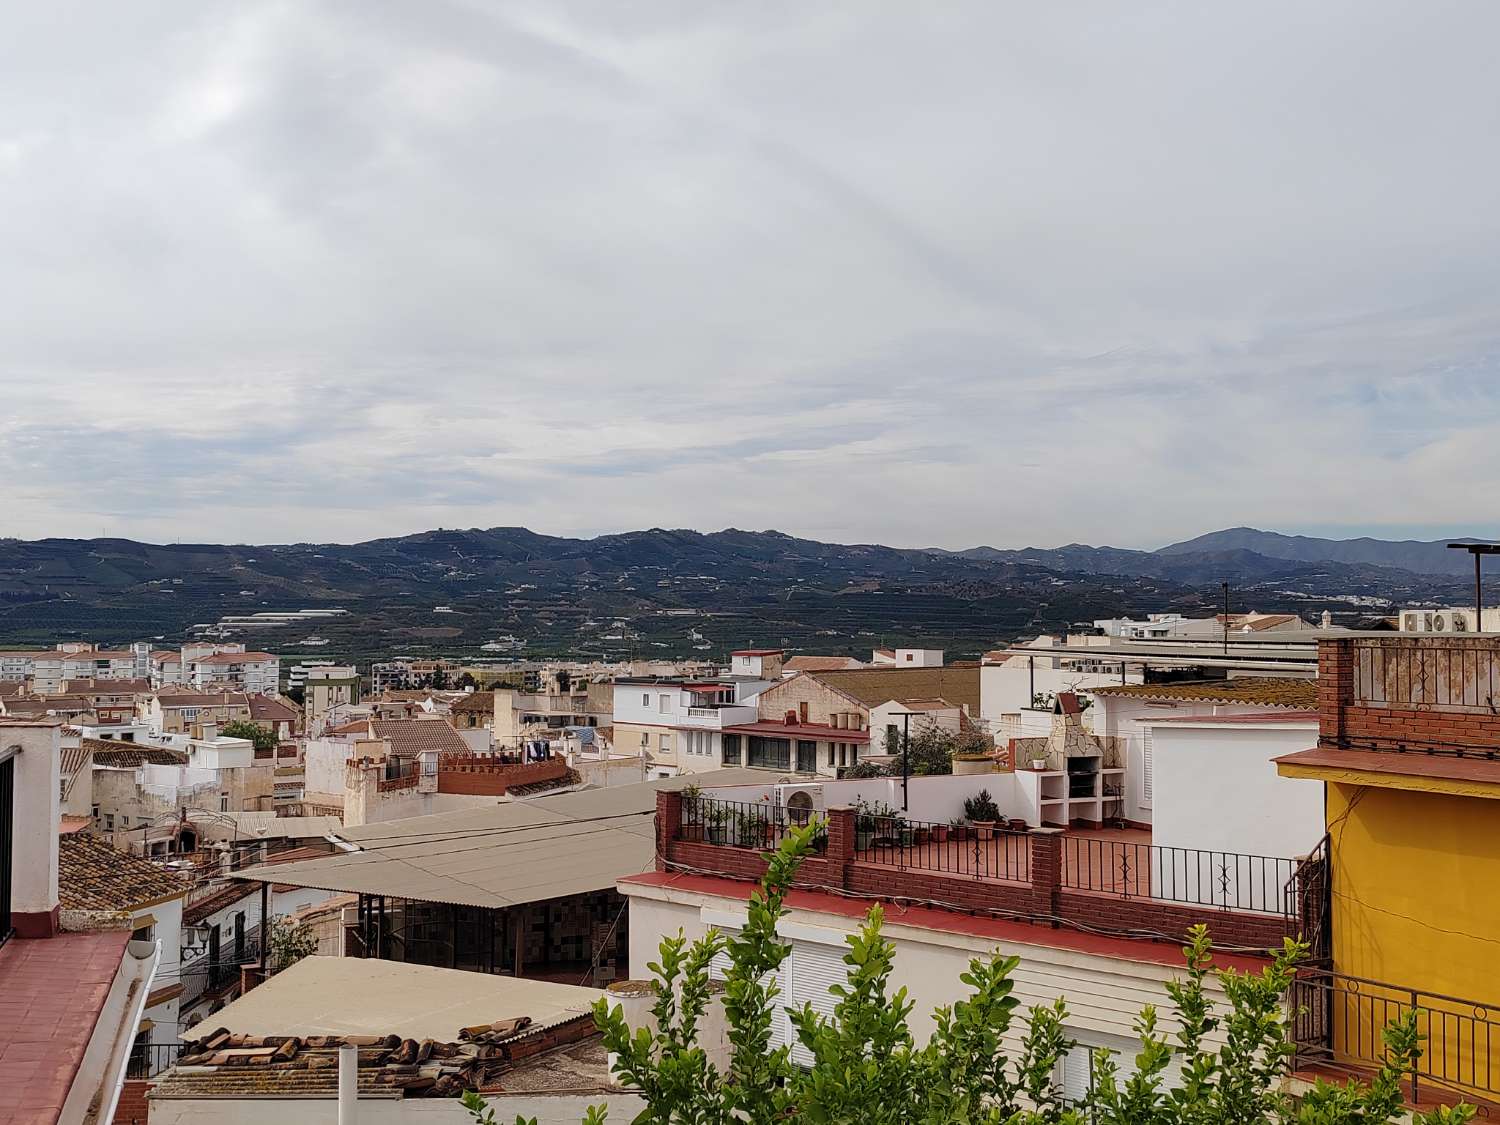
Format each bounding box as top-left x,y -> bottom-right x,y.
666,792 -> 1321,951
1292,968 -> 1500,1107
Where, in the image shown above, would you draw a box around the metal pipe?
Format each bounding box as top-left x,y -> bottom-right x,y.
338,1044 -> 358,1125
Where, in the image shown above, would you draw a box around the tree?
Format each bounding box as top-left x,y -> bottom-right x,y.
877,723 -> 996,777
457,672 -> 478,690
575,823 -> 1473,1125
221,719 -> 278,753
265,915 -> 317,975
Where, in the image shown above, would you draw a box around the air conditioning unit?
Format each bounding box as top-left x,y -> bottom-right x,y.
1433,611 -> 1475,633
1403,612 -> 1432,632
1432,612 -> 1450,632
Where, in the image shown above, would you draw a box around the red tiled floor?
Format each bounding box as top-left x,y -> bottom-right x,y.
0,930 -> 131,1125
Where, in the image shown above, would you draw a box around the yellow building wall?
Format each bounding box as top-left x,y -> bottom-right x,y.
1327,782 -> 1500,1096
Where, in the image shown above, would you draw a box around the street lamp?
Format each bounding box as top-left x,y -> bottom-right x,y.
888,710 -> 920,811
1446,543 -> 1500,631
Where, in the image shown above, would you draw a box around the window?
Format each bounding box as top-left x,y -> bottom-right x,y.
658,695 -> 671,715
1056,1029 -> 1179,1105
220,794 -> 230,812
640,731 -> 649,748
722,734 -> 741,765
659,733 -> 672,753
747,736 -> 790,771
104,814 -> 115,829
642,693 -> 650,707
798,702 -> 809,723
131,921 -> 154,943
796,741 -> 817,773
827,745 -> 836,767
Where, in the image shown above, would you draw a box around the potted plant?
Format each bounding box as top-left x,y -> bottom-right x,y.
913,823 -> 931,846
680,785 -> 704,841
1029,756 -> 1049,771
930,821 -> 950,843
964,789 -> 1002,840
705,803 -> 730,845
735,808 -> 764,849
854,798 -> 877,851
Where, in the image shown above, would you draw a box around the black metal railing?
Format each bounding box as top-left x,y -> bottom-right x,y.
854,816 -> 1029,882
680,797 -> 819,850
126,1042 -> 185,1079
1060,838 -> 1299,916
1292,968 -> 1500,1102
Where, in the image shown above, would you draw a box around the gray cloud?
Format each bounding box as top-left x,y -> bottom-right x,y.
4,1 -> 1500,549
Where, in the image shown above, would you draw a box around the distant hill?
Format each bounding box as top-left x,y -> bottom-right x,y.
1157,527 -> 1484,577
0,525 -> 1470,661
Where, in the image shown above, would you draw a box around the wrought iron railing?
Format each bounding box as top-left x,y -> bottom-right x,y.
679,797 -> 819,850
854,816 -> 1029,882
126,1042 -> 185,1079
1292,968 -> 1500,1102
1060,838 -> 1299,916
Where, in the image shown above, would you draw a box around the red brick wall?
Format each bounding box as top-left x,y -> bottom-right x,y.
1319,637 -> 1500,753
114,1080 -> 151,1125
437,758 -> 568,795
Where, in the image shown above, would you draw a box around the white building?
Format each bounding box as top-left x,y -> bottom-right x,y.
1088,678 -> 1319,827
611,675 -> 768,778
980,635 -> 1143,743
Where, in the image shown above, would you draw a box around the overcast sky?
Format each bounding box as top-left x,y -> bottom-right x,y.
4,2 -> 1500,550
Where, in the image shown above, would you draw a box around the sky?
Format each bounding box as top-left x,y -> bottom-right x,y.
5,1 -> 1500,551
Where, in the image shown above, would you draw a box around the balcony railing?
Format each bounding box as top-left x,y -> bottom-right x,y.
127,1042 -> 185,1079
1292,968 -> 1500,1102
680,797 -> 818,850
1060,837 -> 1299,916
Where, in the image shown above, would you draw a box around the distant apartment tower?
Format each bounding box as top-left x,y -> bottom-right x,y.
306,665 -> 361,732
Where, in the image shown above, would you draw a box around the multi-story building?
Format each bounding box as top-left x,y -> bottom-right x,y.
304,664 -> 360,733
612,676 -> 767,779
180,645 -> 280,695
141,692 -> 254,736
1277,634 -> 1500,1105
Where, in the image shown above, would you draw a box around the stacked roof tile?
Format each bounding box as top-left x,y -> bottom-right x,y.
1089,677 -> 1318,708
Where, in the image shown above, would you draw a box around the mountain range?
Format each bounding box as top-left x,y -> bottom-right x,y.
0,526 -> 1476,662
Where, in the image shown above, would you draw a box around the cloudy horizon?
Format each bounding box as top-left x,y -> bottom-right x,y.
5,2 -> 1500,551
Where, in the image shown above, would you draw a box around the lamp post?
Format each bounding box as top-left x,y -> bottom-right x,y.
1446,543 -> 1500,631
889,710 -> 919,812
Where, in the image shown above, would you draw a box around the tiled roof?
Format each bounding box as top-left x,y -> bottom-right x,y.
61,678 -> 151,695
183,882 -> 258,926
1089,677 -> 1318,708
191,652 -> 277,664
58,832 -> 190,911
0,929 -> 133,1124
783,656 -> 865,673
59,743 -> 92,777
155,692 -> 248,708
451,692 -> 494,713
246,695 -> 301,723
84,739 -> 189,767
371,719 -> 471,757
804,667 -> 982,713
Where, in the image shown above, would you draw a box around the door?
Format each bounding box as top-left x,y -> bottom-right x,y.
208,925 -> 222,987
234,911 -> 246,961
796,741 -> 817,774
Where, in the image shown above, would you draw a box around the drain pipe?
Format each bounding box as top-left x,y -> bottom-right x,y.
338,1044 -> 358,1125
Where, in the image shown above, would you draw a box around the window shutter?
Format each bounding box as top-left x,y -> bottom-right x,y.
787,942 -> 846,1067
1059,1043 -> 1094,1104
1141,727 -> 1154,807
709,930 -> 791,1053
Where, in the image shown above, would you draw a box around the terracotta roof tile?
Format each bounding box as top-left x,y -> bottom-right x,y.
84,739 -> 188,767
58,832 -> 190,911
370,719 -> 471,757
451,692 -> 494,713
783,656 -> 865,673
1089,677 -> 1317,709
791,667 -> 981,712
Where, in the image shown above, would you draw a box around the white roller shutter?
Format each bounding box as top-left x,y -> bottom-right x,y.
1059,1043 -> 1096,1105
709,929 -> 790,1052
1141,727 -> 1154,807
787,941 -> 846,1067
